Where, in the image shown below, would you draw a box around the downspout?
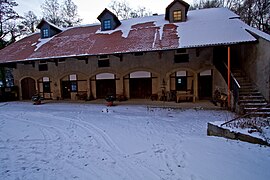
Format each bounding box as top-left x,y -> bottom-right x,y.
227,46 -> 231,108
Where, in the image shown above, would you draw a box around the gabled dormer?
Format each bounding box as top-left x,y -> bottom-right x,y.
36,19 -> 62,39
165,0 -> 190,23
97,8 -> 121,31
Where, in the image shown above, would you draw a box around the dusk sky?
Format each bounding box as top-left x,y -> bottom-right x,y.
14,0 -> 194,24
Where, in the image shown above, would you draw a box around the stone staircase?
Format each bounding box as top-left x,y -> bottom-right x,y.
232,69 -> 270,117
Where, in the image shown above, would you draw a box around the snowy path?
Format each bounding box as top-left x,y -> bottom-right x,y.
0,102 -> 269,180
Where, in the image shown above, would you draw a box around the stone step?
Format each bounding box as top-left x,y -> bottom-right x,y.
244,107 -> 270,112
242,102 -> 268,107
239,91 -> 261,95
239,95 -> 264,100
239,88 -> 258,92
239,83 -> 253,86
239,99 -> 266,103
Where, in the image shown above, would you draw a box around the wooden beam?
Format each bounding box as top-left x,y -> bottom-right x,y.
227,46 -> 231,108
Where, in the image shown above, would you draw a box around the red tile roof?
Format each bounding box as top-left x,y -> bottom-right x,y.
0,8 -> 267,64
0,17 -> 179,63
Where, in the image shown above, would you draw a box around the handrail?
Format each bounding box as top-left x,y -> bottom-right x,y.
223,62 -> 241,89
221,103 -> 270,126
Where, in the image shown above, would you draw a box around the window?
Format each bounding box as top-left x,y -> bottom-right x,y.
173,10 -> 182,22
98,59 -> 110,67
103,20 -> 111,30
70,81 -> 77,92
174,49 -> 189,63
43,29 -> 49,38
39,64 -> 48,71
98,55 -> 110,67
176,71 -> 187,91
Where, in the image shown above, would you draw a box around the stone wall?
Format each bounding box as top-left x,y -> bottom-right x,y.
240,38 -> 270,101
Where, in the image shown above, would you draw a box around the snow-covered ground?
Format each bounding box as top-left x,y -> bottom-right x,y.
0,101 -> 269,180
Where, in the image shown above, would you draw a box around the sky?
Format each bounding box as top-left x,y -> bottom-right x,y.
14,0 -> 194,24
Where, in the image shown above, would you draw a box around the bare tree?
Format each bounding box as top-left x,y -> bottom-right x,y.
21,11 -> 39,33
109,0 -> 151,20
0,0 -> 19,48
41,0 -> 62,26
61,0 -> 82,27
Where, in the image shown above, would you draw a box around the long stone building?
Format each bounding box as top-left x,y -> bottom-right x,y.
0,0 -> 269,112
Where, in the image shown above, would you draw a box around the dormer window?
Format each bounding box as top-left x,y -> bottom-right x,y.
97,8 -> 121,31
103,19 -> 112,30
43,29 -> 49,38
37,19 -> 62,39
165,0 -> 190,23
173,10 -> 182,22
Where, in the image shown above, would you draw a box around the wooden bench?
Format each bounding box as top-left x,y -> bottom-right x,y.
176,93 -> 195,103
76,91 -> 87,100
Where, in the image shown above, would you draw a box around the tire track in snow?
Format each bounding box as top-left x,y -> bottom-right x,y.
13,111 -> 136,179
1,112 -> 103,179
75,110 -> 165,179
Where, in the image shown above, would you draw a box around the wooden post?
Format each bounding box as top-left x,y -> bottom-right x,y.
227,46 -> 231,108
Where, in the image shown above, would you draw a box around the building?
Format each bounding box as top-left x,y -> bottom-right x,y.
0,0 -> 269,112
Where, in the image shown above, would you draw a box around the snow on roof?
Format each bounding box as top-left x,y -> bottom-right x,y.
0,7 -> 269,63
176,8 -> 257,48
96,14 -> 167,39
33,37 -> 53,51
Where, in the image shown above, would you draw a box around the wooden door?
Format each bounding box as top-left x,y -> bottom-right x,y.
198,75 -> 212,100
21,77 -> 36,100
61,81 -> 71,99
96,79 -> 116,99
129,78 -> 152,98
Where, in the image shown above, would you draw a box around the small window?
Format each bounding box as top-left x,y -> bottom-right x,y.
43,29 -> 49,38
70,81 -> 77,92
103,19 -> 111,30
69,74 -> 77,81
173,10 -> 182,22
98,59 -> 110,67
174,49 -> 189,63
39,64 -> 48,71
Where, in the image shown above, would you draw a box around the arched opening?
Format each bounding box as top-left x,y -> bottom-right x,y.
21,77 -> 36,100
129,71 -> 152,99
95,73 -> 116,99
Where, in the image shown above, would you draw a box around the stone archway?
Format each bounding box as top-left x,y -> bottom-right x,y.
21,77 -> 36,100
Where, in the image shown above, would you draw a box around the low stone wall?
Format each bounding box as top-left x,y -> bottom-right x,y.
207,123 -> 269,146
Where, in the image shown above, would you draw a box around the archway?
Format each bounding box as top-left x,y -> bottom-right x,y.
21,77 -> 36,100
95,73 -> 116,99
129,71 -> 152,99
